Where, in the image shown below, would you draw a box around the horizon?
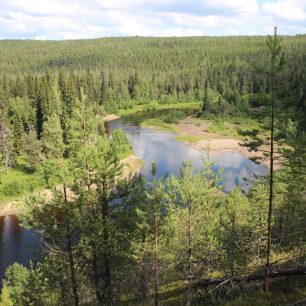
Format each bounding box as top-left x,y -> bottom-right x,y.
0,33 -> 305,42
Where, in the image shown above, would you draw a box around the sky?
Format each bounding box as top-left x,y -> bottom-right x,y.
0,0 -> 305,40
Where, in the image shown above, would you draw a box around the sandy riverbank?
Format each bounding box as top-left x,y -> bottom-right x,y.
0,205 -> 19,217
121,155 -> 143,179
102,114 -> 120,122
187,139 -> 270,166
175,117 -> 275,168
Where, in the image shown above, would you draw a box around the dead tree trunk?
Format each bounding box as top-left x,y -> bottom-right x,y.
193,267 -> 306,289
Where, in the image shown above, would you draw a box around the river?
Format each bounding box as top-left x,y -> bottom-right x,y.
0,109 -> 268,284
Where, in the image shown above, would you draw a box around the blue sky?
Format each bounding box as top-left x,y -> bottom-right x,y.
0,0 -> 305,39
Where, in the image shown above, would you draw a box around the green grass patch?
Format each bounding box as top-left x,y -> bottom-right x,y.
0,167 -> 45,209
200,115 -> 265,140
141,118 -> 179,132
175,135 -> 202,142
118,101 -> 201,116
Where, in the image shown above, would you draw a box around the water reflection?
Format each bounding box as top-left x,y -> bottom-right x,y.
107,111 -> 267,192
0,215 -> 41,285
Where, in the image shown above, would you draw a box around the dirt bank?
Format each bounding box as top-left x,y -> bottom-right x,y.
121,155 -> 143,179
187,138 -> 270,166
102,114 -> 120,122
175,117 -> 281,168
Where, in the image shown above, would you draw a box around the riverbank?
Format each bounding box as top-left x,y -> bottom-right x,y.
140,114 -> 276,168
0,154 -> 143,217
102,114 -> 120,122
175,117 -> 272,167
117,101 -> 201,116
106,109 -> 275,168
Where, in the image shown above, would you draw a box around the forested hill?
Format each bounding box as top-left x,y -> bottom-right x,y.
0,36 -> 305,116
0,36 -> 305,74
1,34 -> 306,305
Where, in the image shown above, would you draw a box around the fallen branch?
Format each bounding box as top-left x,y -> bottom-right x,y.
192,267 -> 306,288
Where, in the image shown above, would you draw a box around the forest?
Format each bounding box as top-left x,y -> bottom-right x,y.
0,32 -> 306,305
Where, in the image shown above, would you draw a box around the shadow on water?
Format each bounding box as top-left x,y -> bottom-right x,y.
0,215 -> 41,286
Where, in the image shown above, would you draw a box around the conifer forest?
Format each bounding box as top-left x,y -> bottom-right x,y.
0,10 -> 306,306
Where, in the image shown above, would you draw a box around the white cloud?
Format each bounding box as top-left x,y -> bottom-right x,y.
0,0 -> 305,39
8,0 -> 79,16
262,0 -> 306,20
160,27 -> 203,36
201,0 -> 259,16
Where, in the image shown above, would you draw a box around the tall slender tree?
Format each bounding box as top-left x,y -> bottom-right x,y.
264,26 -> 285,292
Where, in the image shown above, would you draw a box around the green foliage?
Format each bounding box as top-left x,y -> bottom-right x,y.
0,285 -> 13,306
141,118 -> 179,132
1,35 -> 306,305
219,188 -> 251,274
2,181 -> 26,196
111,128 -> 132,159
3,263 -> 30,306
163,111 -> 186,124
22,129 -> 42,172
0,166 -> 44,202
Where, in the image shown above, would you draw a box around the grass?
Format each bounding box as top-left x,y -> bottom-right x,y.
200,115 -> 267,140
118,101 -> 201,116
175,135 -> 203,143
141,118 -> 179,132
0,167 -> 45,210
223,276 -> 306,306
117,272 -> 306,305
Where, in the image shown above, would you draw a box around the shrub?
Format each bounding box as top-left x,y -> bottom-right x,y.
0,175 -> 44,197
111,128 -> 132,158
163,111 -> 186,124
2,181 -> 26,196
3,263 -> 30,306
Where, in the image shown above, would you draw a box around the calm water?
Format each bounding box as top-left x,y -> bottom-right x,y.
0,215 -> 41,285
0,109 -> 267,283
106,110 -> 268,191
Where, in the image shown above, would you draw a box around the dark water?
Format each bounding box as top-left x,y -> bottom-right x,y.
0,215 -> 41,285
0,109 -> 267,283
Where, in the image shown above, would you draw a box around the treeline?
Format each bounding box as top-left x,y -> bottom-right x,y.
0,95 -> 305,305
0,36 -> 305,113
0,36 -> 305,171
0,35 -> 306,305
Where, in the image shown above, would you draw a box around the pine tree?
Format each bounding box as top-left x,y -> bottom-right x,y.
264,26 -> 285,292
22,127 -> 42,172
32,113 -> 80,306
0,115 -> 12,174
147,162 -> 165,306
165,161 -> 223,304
